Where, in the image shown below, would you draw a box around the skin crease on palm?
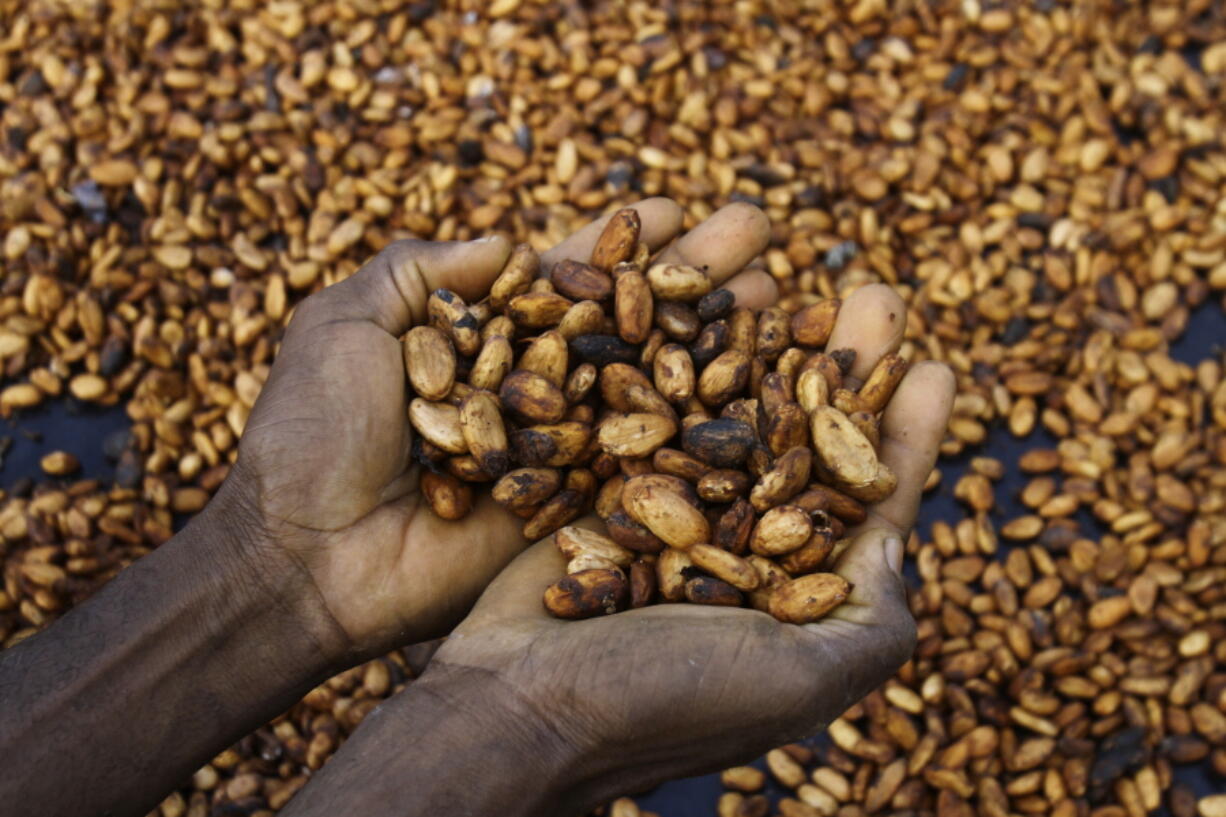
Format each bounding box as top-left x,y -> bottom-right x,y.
231,197 -> 810,659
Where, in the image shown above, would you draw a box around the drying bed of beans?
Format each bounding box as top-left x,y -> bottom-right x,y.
0,1 -> 1224,816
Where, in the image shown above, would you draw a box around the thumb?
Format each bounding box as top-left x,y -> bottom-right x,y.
297,236 -> 513,336
815,527 -> 915,658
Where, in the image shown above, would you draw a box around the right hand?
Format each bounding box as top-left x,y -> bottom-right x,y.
417,284 -> 955,810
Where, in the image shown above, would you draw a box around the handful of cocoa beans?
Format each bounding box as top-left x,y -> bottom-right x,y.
403,209 -> 906,625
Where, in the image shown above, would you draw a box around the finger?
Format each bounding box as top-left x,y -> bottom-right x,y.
721,269 -> 779,310
652,202 -> 771,285
450,515 -> 608,632
805,528 -> 916,683
296,237 -> 512,337
539,198 -> 684,273
824,283 -> 907,384
855,361 -> 956,537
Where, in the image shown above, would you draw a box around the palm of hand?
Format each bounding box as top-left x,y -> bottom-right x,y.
238,307 -> 489,651
433,527 -> 915,798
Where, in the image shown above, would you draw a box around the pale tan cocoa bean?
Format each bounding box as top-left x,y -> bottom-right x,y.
554,526 -> 634,566
726,307 -> 757,355
654,343 -> 696,402
749,447 -> 813,511
656,547 -> 694,601
750,505 -> 813,556
567,553 -> 622,574
408,398 -> 468,453
468,334 -> 514,391
595,474 -> 627,519
653,447 -> 712,483
796,368 -> 830,413
646,263 -> 712,301
810,406 -> 880,489
427,289 -> 480,356
556,299 -> 607,340
564,363 -> 597,403
518,330 -> 569,388
624,383 -> 679,424
490,243 -> 539,310
697,469 -> 752,502
698,349 -> 751,406
690,544 -> 760,591
597,412 -> 677,458
622,475 -> 710,549
598,362 -> 654,412
769,573 -> 853,624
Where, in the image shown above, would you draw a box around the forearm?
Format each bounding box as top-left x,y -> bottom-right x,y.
0,492 -> 348,817
282,665 -> 582,817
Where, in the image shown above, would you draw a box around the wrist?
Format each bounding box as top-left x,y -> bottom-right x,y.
284,660 -> 585,817
185,465 -> 353,677
413,662 -> 585,810
0,472 -> 352,817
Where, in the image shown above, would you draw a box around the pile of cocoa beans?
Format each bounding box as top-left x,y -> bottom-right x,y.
403,209 -> 907,624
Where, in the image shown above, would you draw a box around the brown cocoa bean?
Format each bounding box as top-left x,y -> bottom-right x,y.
552,259 -> 613,302
459,390 -> 509,477
590,208 -> 641,272
615,270 -> 653,343
500,369 -> 567,424
420,471 -> 473,520
682,418 -> 756,467
543,568 -> 628,619
492,467 -> 562,510
685,576 -> 743,606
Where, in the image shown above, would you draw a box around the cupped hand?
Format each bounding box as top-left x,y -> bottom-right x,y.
418,285 -> 955,810
218,199 -> 777,663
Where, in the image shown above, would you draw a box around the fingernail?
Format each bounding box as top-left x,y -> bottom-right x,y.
883,534 -> 903,574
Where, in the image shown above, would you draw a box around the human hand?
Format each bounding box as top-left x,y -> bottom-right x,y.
407,284 -> 955,811
219,198 -> 780,664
